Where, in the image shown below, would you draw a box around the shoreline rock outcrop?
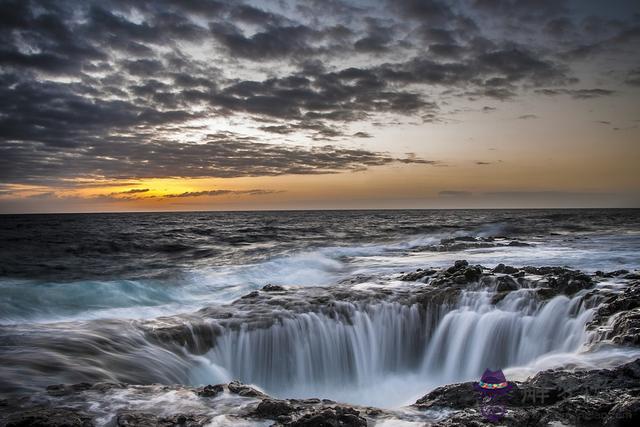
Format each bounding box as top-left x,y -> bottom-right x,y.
414,358 -> 640,426
1,262 -> 639,426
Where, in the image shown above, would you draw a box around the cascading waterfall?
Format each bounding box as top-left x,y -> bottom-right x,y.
195,288 -> 598,407
419,290 -> 594,384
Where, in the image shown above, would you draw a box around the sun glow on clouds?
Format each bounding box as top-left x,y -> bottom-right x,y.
71,178 -> 268,201
0,0 -> 639,212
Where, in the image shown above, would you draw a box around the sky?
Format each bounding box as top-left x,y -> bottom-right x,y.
0,0 -> 639,213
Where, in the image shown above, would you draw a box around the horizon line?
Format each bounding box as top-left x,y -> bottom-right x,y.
2,206 -> 639,216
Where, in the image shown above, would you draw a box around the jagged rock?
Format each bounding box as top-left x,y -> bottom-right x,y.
163,414 -> 210,426
2,265 -> 639,427
522,266 -> 573,275
262,284 -> 285,292
117,412 -> 158,427
604,396 -> 640,426
228,380 -> 267,398
493,263 -> 519,274
441,236 -> 478,243
287,406 -> 367,426
5,407 -> 94,427
416,359 -> 640,426
116,411 -> 209,427
196,384 -> 223,398
596,270 -> 629,278
253,399 -> 296,418
241,290 -> 260,299
536,287 -> 558,300
539,394 -> 614,426
463,266 -> 483,282
417,237 -> 498,252
593,285 -> 640,321
415,382 -> 478,409
146,320 -> 223,354
508,241 -> 531,247
496,275 -> 519,292
447,260 -> 469,274
399,268 -> 436,281
546,271 -> 593,295
608,309 -> 640,346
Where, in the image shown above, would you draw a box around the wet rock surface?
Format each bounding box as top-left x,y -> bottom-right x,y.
4,407 -> 94,427
415,359 -> 640,426
1,262 -> 639,426
0,382 -> 415,427
138,262 -> 636,358
411,236 -> 533,253
4,358 -> 639,426
399,261 -> 598,297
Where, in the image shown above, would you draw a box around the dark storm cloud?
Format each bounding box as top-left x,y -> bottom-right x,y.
566,24 -> 640,59
123,59 -> 165,76
544,17 -> 575,38
0,0 -> 637,189
229,4 -> 287,26
429,44 -> 466,58
535,88 -> 616,99
392,0 -> 455,25
209,65 -> 437,126
471,0 -> 568,21
209,22 -> 319,60
0,129 -> 433,185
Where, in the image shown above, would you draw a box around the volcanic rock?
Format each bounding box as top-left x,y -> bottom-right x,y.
496,275 -> 519,292
5,408 -> 94,427
253,399 -> 296,418
493,263 -> 520,274
196,384 -> 223,398
227,380 -> 267,398
415,358 -> 640,426
287,406 -> 367,427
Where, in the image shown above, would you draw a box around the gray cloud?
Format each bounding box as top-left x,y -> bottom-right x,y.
0,130 -> 435,185
535,88 -> 616,99
0,0 -> 637,190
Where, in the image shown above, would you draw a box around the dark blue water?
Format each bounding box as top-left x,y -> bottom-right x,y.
2,209 -> 638,281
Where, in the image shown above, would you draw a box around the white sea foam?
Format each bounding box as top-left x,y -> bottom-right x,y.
3,226 -> 637,324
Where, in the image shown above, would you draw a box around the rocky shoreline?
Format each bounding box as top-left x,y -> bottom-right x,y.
2,359 -> 639,426
1,261 -> 639,426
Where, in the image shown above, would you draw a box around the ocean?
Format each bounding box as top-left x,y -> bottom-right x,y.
1,209 -> 639,412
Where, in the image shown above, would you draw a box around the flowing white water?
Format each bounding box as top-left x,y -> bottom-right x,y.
192,288 -> 610,407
